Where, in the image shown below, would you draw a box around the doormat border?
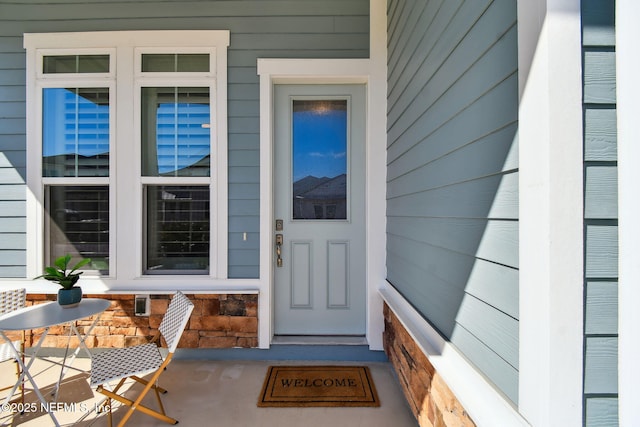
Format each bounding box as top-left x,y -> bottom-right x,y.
257,365 -> 380,407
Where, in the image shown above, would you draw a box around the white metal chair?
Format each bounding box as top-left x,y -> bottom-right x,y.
0,288 -> 26,404
90,291 -> 194,427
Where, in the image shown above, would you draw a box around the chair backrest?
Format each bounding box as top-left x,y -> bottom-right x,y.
0,288 -> 26,362
0,288 -> 26,316
158,291 -> 194,353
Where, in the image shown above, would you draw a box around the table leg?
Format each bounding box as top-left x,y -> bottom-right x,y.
0,329 -> 60,427
52,313 -> 103,401
51,321 -> 75,401
2,326 -> 48,406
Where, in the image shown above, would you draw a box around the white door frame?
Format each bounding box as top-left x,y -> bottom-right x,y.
257,58 -> 387,350
273,84 -> 367,336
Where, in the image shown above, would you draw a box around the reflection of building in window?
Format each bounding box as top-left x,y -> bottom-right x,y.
46,186 -> 109,273
42,88 -> 110,178
293,174 -> 346,220
141,87 -> 211,177
146,186 -> 210,274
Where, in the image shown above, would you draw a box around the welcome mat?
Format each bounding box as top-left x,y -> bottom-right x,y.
257,365 -> 380,407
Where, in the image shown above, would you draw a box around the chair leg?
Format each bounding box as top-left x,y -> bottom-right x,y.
132,376 -> 169,414
129,375 -> 169,413
0,360 -> 21,399
131,375 -> 168,394
111,378 -> 128,395
96,379 -> 126,427
154,385 -> 167,416
106,396 -> 113,427
18,331 -> 25,405
96,387 -> 115,427
95,356 -> 177,427
97,387 -> 177,426
118,367 -> 166,427
0,337 -> 26,405
14,359 -> 24,404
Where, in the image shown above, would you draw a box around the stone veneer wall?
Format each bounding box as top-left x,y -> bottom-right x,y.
383,303 -> 475,427
17,293 -> 258,349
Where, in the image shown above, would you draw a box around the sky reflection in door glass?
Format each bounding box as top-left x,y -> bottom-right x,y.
292,99 -> 348,220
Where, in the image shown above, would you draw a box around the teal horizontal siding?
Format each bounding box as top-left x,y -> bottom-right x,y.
387,217 -> 518,269
0,101 -> 25,119
0,0 -> 369,279
0,250 -> 27,277
585,166 -> 618,219
455,294 -> 518,368
387,3 -> 517,139
386,0 -> 519,404
586,398 -> 619,427
583,51 -> 617,104
585,225 -> 619,278
0,184 -> 25,200
0,87 -> 26,104
0,1 -> 369,20
388,173 -> 518,221
584,108 -> 617,161
387,232 -> 518,317
451,323 -> 518,401
0,266 -> 26,278
0,201 -> 25,217
581,0 -> 616,46
585,281 -> 618,335
0,234 -> 25,250
584,337 -> 618,394
582,0 -> 618,424
0,217 -> 25,234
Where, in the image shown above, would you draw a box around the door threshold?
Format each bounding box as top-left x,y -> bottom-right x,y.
272,335 -> 367,346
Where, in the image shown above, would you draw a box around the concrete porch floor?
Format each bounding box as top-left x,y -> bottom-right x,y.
0,356 -> 418,427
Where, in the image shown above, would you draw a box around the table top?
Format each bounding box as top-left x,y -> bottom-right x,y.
0,298 -> 111,331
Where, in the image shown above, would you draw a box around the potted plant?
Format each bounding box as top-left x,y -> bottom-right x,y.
35,254 -> 91,308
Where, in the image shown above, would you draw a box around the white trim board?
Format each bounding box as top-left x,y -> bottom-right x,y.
517,1 -> 585,425
617,0 -> 640,424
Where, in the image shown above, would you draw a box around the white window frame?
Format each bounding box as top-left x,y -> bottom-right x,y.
25,31 -> 230,292
135,75 -> 217,277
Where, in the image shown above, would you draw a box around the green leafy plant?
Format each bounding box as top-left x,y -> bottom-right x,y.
34,254 -> 91,290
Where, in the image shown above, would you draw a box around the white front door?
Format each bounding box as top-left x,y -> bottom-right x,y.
274,84 -> 366,335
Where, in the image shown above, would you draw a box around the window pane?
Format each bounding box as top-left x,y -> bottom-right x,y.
145,185 -> 210,274
43,88 -> 110,177
43,55 -> 109,73
292,99 -> 348,220
141,87 -> 210,177
46,185 -> 109,274
142,54 -> 209,72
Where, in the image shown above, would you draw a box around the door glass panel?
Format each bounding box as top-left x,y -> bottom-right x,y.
292,99 -> 347,220
141,87 -> 210,177
42,88 -> 110,177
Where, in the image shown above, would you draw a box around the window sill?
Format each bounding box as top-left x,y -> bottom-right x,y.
4,278 -> 261,295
